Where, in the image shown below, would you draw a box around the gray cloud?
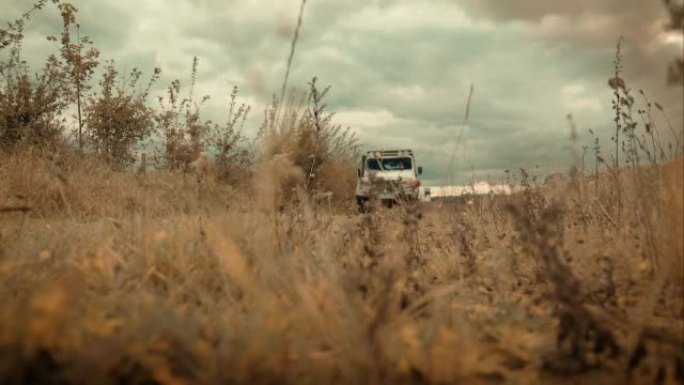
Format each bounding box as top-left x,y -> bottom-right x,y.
456,0 -> 663,23
3,0 -> 681,186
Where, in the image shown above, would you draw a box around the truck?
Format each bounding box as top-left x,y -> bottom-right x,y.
355,149 -> 422,210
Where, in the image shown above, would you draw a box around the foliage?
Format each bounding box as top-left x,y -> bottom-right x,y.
258,77 -> 359,208
84,61 -> 158,168
0,29 -> 67,149
0,2 -> 682,384
208,85 -> 253,184
155,57 -> 213,171
47,2 -> 100,150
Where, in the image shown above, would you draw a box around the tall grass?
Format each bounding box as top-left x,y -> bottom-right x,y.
1,148 -> 681,384
0,2 -> 682,385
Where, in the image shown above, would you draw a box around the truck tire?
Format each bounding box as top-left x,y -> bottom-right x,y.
356,196 -> 370,213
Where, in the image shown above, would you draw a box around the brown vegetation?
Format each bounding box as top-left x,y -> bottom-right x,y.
1,147 -> 682,385
0,2 -> 682,385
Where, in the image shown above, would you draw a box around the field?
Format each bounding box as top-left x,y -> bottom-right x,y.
1,1 -> 683,384
1,146 -> 683,384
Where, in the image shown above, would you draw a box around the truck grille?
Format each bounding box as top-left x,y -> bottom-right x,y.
371,180 -> 413,195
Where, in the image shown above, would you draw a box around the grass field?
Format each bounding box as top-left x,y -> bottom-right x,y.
1,147 -> 682,384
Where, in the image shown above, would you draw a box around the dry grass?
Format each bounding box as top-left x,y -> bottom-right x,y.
0,145 -> 239,219
0,146 -> 682,385
1,2 -> 682,384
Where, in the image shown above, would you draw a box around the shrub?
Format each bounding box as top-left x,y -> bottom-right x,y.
208,86 -> 252,185
84,61 -> 158,169
0,34 -> 67,150
155,57 -> 213,172
257,77 -> 359,208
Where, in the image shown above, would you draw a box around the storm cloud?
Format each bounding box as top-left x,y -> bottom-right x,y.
4,0 -> 682,185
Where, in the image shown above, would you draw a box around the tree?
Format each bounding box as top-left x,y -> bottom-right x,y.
84,61 -> 158,168
0,2 -> 68,150
48,3 -> 100,151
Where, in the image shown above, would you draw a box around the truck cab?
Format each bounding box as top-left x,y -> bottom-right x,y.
355,149 -> 422,209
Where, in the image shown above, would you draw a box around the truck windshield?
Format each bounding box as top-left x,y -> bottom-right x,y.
367,157 -> 413,171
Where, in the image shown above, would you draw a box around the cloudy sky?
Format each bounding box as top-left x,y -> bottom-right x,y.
5,0 -> 683,185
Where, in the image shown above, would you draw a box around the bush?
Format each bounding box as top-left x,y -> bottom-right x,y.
257,77 -> 359,209
84,61 -> 158,169
0,42 -> 68,150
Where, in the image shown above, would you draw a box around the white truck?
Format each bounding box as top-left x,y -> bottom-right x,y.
355,149 -> 422,210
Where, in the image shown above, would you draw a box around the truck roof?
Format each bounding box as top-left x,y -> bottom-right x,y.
365,149 -> 414,157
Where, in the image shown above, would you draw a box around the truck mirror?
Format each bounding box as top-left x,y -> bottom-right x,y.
417,166 -> 423,175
